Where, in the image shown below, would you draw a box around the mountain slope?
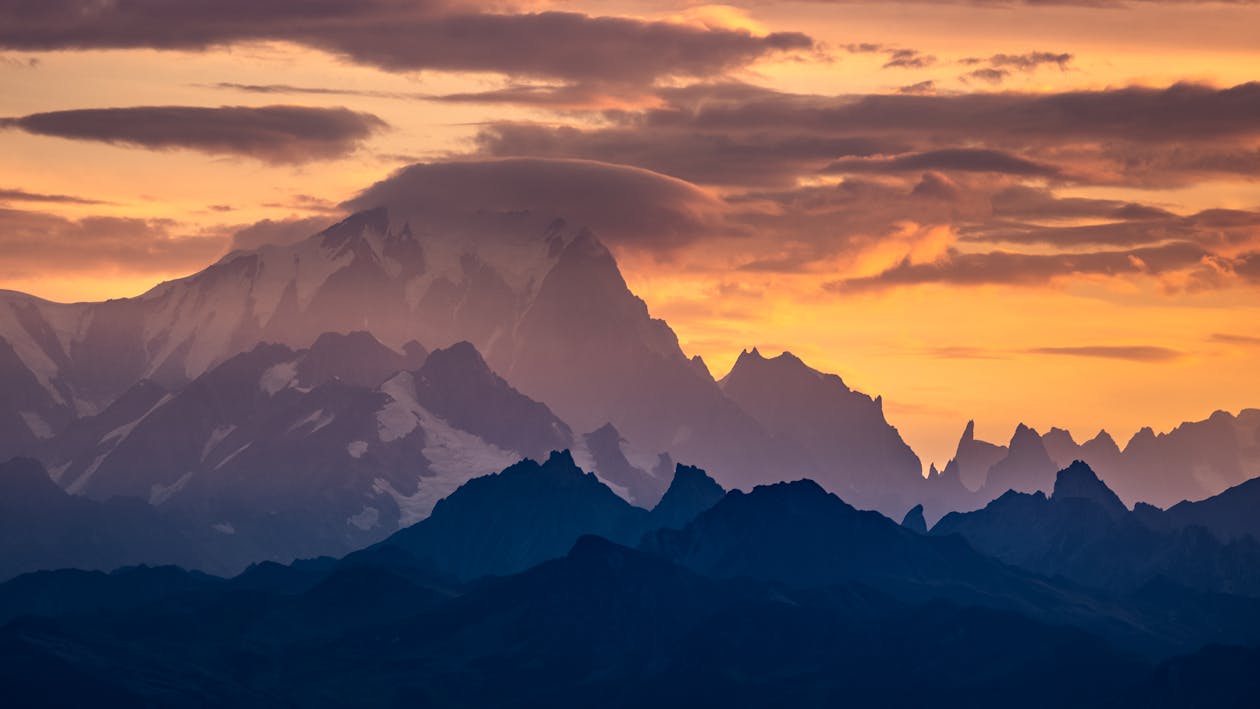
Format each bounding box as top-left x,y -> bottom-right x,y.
718,348 -> 923,513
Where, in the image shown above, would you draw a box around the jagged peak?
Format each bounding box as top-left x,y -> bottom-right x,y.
961,419 -> 976,444
1051,460 -> 1128,515
1008,422 -> 1042,448
901,504 -> 927,533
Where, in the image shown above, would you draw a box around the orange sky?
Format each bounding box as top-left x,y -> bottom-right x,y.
2,0 -> 1259,466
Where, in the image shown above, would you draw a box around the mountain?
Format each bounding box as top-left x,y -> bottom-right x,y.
718,348 -> 923,513
367,450 -> 727,582
367,450 -> 650,581
0,534 -> 1157,708
1156,476 -> 1260,543
901,504 -> 928,533
33,335 -> 571,570
942,420 -> 1007,492
575,422 -> 670,507
0,202 -> 926,510
933,461 -> 1260,597
0,458 -> 223,580
648,464 -> 726,530
955,411 -> 1260,509
980,423 -> 1059,497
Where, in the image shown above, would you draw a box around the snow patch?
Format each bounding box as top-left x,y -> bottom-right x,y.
66,453 -> 108,495
18,411 -> 53,439
149,471 -> 194,505
46,461 -> 71,484
260,360 -> 298,395
201,424 -> 237,462
347,506 -> 380,531
347,440 -> 369,459
288,408 -> 334,434
215,442 -> 252,470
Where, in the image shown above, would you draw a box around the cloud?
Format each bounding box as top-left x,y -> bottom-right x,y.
1026,346 -> 1183,362
199,82 -> 426,101
0,187 -> 107,205
343,158 -> 727,251
470,81 -> 1260,188
2,105 -> 386,163
824,148 -> 1059,176
475,121 -> 902,188
1210,333 -> 1260,346
0,2 -> 813,88
883,49 -> 936,69
962,68 -> 1009,85
899,80 -> 936,95
824,241 -> 1218,292
988,51 -> 1073,71
229,216 -> 336,250
0,206 -> 227,279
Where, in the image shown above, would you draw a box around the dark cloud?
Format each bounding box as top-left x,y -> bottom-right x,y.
0,206 -> 226,279
899,80 -> 936,95
0,2 -> 813,87
2,105 -> 386,163
824,148 -> 1059,176
0,187 -> 107,205
1210,333 -> 1260,346
640,81 -> 1260,144
966,206 -> 1260,248
1026,346 -> 1183,362
883,49 -> 936,69
824,241 -> 1218,292
989,52 -> 1073,71
468,82 -> 1260,189
475,121 -> 903,188
962,68 -> 1009,85
343,158 -> 726,251
199,82 -> 426,101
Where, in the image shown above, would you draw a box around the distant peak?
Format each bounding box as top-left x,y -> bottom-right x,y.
1051,460 -> 1127,515
1009,423 -> 1041,448
961,419 -> 976,443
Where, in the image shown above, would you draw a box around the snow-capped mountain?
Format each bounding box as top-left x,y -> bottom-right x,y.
36,334 -> 573,567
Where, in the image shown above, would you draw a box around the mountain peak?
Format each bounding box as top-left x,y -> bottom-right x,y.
901,504 -> 928,533
651,463 -> 726,529
961,419 -> 976,443
1050,460 -> 1128,516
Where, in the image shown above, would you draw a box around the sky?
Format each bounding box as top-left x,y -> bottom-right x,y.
2,0 -> 1260,468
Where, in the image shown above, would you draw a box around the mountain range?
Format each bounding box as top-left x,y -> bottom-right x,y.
2,194 -> 1258,575
3,453 -> 1260,706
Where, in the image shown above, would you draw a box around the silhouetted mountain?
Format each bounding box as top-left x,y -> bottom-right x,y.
718,348 -> 923,513
0,458 -> 222,580
648,464 -> 725,530
1158,476 -> 1260,543
901,504 -> 928,533
934,462 -> 1260,597
367,450 -> 650,581
0,533 -> 1157,708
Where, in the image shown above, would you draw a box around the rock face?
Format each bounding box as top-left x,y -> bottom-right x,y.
718,348 -> 923,512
